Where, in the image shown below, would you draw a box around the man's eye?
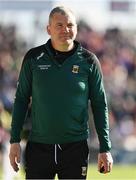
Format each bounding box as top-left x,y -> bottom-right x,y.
57,24 -> 62,27
68,24 -> 74,28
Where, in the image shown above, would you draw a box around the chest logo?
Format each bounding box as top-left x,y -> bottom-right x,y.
72,65 -> 79,73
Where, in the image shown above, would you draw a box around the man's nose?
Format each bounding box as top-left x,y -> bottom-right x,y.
62,26 -> 69,32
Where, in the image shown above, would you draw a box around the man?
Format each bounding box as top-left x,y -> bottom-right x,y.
9,6 -> 113,179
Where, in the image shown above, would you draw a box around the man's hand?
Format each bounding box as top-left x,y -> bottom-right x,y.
9,143 -> 21,172
98,152 -> 113,174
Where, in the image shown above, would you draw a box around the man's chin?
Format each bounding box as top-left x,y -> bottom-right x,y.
60,39 -> 72,45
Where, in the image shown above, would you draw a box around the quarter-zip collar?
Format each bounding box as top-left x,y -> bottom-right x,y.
44,39 -> 83,67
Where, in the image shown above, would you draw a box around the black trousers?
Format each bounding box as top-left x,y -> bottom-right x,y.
24,139 -> 89,179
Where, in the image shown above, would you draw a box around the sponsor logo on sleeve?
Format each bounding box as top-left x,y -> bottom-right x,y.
37,52 -> 44,60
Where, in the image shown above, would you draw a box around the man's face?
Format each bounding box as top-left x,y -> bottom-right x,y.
47,12 -> 77,48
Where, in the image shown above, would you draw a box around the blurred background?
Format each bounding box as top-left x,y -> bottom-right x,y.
0,0 -> 136,179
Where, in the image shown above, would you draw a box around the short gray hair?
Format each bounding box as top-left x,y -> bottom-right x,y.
49,6 -> 76,24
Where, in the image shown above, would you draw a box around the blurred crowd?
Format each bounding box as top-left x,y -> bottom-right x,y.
77,20 -> 136,163
0,24 -> 28,172
0,20 -> 136,166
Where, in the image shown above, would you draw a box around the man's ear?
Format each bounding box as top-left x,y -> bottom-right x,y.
47,25 -> 51,35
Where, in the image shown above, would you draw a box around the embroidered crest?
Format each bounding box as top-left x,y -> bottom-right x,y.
72,65 -> 79,73
81,166 -> 87,176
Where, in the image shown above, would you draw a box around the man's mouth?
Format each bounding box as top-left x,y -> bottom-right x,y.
60,36 -> 70,39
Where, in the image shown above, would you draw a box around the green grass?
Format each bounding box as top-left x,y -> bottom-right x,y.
87,164 -> 136,180
0,164 -> 136,179
0,170 -> 1,179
